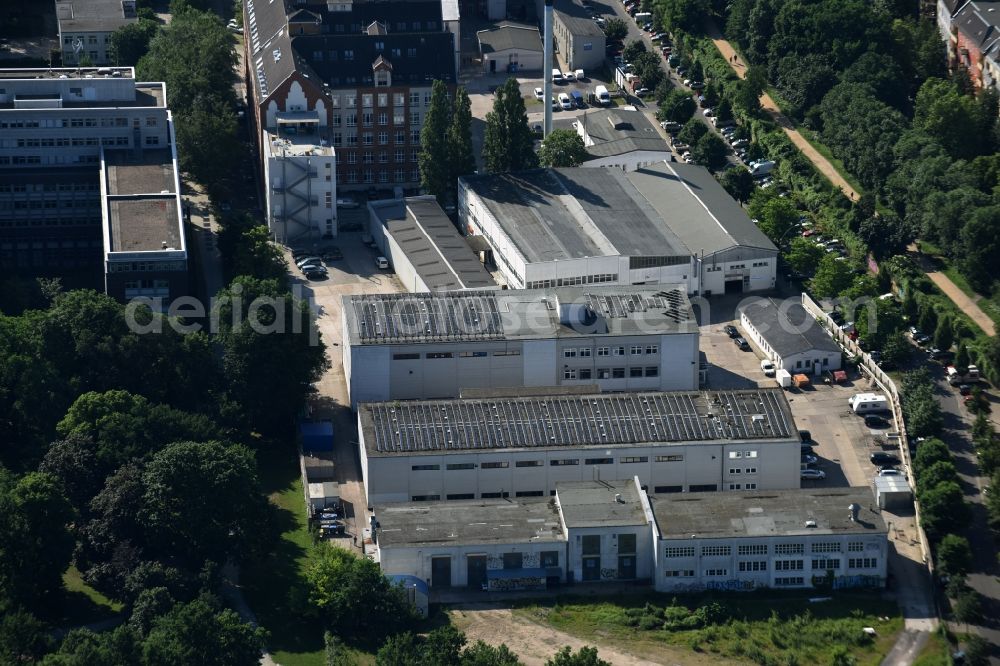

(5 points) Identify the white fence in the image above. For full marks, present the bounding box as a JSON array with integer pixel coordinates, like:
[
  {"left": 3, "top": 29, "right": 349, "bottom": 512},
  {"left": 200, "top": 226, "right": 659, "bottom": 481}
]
[{"left": 799, "top": 293, "right": 933, "bottom": 571}]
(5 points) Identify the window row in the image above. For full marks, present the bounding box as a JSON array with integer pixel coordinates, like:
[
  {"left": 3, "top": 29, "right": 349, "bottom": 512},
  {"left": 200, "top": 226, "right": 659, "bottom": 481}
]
[
  {"left": 525, "top": 274, "right": 618, "bottom": 289},
  {"left": 727, "top": 482, "right": 758, "bottom": 490},
  {"left": 412, "top": 455, "right": 659, "bottom": 471},
  {"left": 727, "top": 467, "right": 758, "bottom": 475},
  {"left": 393, "top": 349, "right": 520, "bottom": 361},
  {"left": 341, "top": 168, "right": 420, "bottom": 184},
  {"left": 564, "top": 345, "right": 658, "bottom": 358},
  {"left": 564, "top": 366, "right": 659, "bottom": 380}
]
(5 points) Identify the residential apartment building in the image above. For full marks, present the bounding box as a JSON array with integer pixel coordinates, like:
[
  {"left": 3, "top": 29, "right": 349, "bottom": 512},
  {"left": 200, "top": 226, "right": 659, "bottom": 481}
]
[
  {"left": 459, "top": 163, "right": 778, "bottom": 295},
  {"left": 356, "top": 388, "right": 801, "bottom": 504},
  {"left": 56, "top": 0, "right": 138, "bottom": 66},
  {"left": 243, "top": 0, "right": 457, "bottom": 237},
  {"left": 373, "top": 481, "right": 888, "bottom": 593},
  {"left": 341, "top": 286, "right": 701, "bottom": 407},
  {"left": 939, "top": 0, "right": 1000, "bottom": 93},
  {"left": 0, "top": 67, "right": 187, "bottom": 301}
]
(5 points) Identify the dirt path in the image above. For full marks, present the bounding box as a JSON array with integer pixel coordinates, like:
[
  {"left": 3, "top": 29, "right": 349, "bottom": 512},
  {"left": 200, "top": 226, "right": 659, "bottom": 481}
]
[
  {"left": 706, "top": 27, "right": 861, "bottom": 202},
  {"left": 907, "top": 245, "right": 995, "bottom": 336},
  {"left": 449, "top": 605, "right": 695, "bottom": 666}
]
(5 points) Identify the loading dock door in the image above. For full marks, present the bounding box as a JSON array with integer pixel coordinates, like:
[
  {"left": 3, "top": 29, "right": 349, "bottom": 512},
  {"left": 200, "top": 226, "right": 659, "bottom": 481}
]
[
  {"left": 467, "top": 555, "right": 486, "bottom": 589},
  {"left": 618, "top": 555, "right": 636, "bottom": 579},
  {"left": 431, "top": 556, "right": 452, "bottom": 588},
  {"left": 725, "top": 278, "right": 744, "bottom": 294}
]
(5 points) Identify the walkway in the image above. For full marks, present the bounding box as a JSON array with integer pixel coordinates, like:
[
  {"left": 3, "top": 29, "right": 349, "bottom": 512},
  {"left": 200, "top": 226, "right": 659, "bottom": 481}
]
[
  {"left": 908, "top": 246, "right": 996, "bottom": 337},
  {"left": 708, "top": 22, "right": 998, "bottom": 339},
  {"left": 705, "top": 23, "right": 860, "bottom": 201}
]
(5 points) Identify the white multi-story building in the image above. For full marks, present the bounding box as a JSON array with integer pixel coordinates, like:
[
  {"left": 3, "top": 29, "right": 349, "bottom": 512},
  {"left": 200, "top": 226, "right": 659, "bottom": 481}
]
[
  {"left": 651, "top": 489, "right": 888, "bottom": 592},
  {"left": 56, "top": 0, "right": 138, "bottom": 66},
  {"left": 264, "top": 115, "right": 337, "bottom": 244},
  {"left": 356, "top": 388, "right": 801, "bottom": 504},
  {"left": 0, "top": 67, "right": 187, "bottom": 301},
  {"left": 459, "top": 163, "right": 777, "bottom": 295},
  {"left": 373, "top": 481, "right": 888, "bottom": 594},
  {"left": 342, "top": 286, "right": 700, "bottom": 407}
]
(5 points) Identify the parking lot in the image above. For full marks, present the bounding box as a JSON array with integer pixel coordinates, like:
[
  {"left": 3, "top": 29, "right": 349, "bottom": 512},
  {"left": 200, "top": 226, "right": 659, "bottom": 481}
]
[{"left": 700, "top": 295, "right": 899, "bottom": 492}]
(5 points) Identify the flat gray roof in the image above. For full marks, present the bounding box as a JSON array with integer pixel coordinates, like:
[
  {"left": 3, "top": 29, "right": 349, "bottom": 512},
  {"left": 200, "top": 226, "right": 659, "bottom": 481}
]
[
  {"left": 557, "top": 479, "right": 647, "bottom": 528},
  {"left": 370, "top": 197, "right": 496, "bottom": 291},
  {"left": 625, "top": 162, "right": 778, "bottom": 257},
  {"left": 56, "top": 0, "right": 137, "bottom": 32},
  {"left": 651, "top": 488, "right": 886, "bottom": 540},
  {"left": 344, "top": 284, "right": 696, "bottom": 346},
  {"left": 461, "top": 168, "right": 691, "bottom": 263},
  {"left": 359, "top": 388, "right": 797, "bottom": 456},
  {"left": 374, "top": 498, "right": 564, "bottom": 548},
  {"left": 477, "top": 23, "right": 542, "bottom": 54},
  {"left": 739, "top": 298, "right": 840, "bottom": 358},
  {"left": 103, "top": 149, "right": 182, "bottom": 253},
  {"left": 576, "top": 108, "right": 671, "bottom": 158}
]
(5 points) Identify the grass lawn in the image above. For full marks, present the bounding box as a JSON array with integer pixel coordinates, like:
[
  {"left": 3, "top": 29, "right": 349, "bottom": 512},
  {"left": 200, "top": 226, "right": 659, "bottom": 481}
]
[
  {"left": 915, "top": 240, "right": 1000, "bottom": 329},
  {"left": 54, "top": 565, "right": 123, "bottom": 627},
  {"left": 242, "top": 442, "right": 327, "bottom": 666},
  {"left": 912, "top": 628, "right": 955, "bottom": 666},
  {"left": 514, "top": 590, "right": 902, "bottom": 666},
  {"left": 795, "top": 127, "right": 869, "bottom": 199}
]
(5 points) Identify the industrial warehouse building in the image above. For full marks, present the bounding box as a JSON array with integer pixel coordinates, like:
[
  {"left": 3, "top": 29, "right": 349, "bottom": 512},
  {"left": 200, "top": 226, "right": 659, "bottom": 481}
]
[
  {"left": 651, "top": 488, "right": 888, "bottom": 592},
  {"left": 458, "top": 163, "right": 777, "bottom": 294},
  {"left": 739, "top": 298, "right": 842, "bottom": 375},
  {"left": 373, "top": 481, "right": 887, "bottom": 592},
  {"left": 341, "top": 286, "right": 700, "bottom": 407},
  {"left": 356, "top": 388, "right": 801, "bottom": 504},
  {"left": 367, "top": 196, "right": 495, "bottom": 292},
  {"left": 571, "top": 108, "right": 673, "bottom": 171},
  {"left": 476, "top": 23, "right": 544, "bottom": 74}
]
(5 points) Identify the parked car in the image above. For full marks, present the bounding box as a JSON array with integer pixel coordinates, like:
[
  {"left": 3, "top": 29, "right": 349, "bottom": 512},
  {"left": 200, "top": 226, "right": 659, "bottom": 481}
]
[
  {"left": 302, "top": 266, "right": 328, "bottom": 280},
  {"left": 534, "top": 87, "right": 544, "bottom": 101},
  {"left": 870, "top": 451, "right": 900, "bottom": 466},
  {"left": 689, "top": 81, "right": 705, "bottom": 90},
  {"left": 959, "top": 383, "right": 973, "bottom": 396},
  {"left": 564, "top": 70, "right": 576, "bottom": 82},
  {"left": 321, "top": 247, "right": 343, "bottom": 261},
  {"left": 375, "top": 256, "right": 390, "bottom": 269},
  {"left": 801, "top": 469, "right": 826, "bottom": 480},
  {"left": 723, "top": 324, "right": 739, "bottom": 338},
  {"left": 863, "top": 414, "right": 888, "bottom": 429},
  {"left": 914, "top": 333, "right": 932, "bottom": 346},
  {"left": 878, "top": 469, "right": 903, "bottom": 477},
  {"left": 801, "top": 453, "right": 818, "bottom": 465},
  {"left": 295, "top": 256, "right": 322, "bottom": 268},
  {"left": 928, "top": 348, "right": 954, "bottom": 362},
  {"left": 734, "top": 336, "right": 750, "bottom": 351},
  {"left": 760, "top": 360, "right": 776, "bottom": 377},
  {"left": 660, "top": 120, "right": 681, "bottom": 133}
]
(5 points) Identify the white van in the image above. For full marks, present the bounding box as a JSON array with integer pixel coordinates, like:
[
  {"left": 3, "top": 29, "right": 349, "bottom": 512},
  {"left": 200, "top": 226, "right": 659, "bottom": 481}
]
[
  {"left": 634, "top": 11, "right": 652, "bottom": 23},
  {"left": 552, "top": 68, "right": 565, "bottom": 84},
  {"left": 848, "top": 393, "right": 889, "bottom": 414},
  {"left": 558, "top": 92, "right": 572, "bottom": 110},
  {"left": 595, "top": 85, "right": 611, "bottom": 106}
]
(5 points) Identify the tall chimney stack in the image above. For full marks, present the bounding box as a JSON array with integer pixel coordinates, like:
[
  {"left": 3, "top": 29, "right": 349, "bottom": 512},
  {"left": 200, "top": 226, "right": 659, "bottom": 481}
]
[{"left": 543, "top": 0, "right": 554, "bottom": 137}]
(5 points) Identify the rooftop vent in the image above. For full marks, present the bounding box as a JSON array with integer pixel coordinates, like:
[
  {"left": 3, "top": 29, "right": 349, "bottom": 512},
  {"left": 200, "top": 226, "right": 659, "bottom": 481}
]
[{"left": 805, "top": 520, "right": 817, "bottom": 528}]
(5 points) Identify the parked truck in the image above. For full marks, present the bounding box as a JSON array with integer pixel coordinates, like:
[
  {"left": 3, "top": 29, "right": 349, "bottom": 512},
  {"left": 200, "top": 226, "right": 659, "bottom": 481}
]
[
  {"left": 946, "top": 364, "right": 980, "bottom": 386},
  {"left": 615, "top": 67, "right": 642, "bottom": 93},
  {"left": 748, "top": 160, "right": 776, "bottom": 177}
]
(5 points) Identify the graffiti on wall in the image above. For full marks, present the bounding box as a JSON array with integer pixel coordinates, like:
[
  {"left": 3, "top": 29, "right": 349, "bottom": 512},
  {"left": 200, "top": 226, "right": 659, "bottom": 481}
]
[
  {"left": 706, "top": 579, "right": 757, "bottom": 592},
  {"left": 487, "top": 576, "right": 546, "bottom": 592},
  {"left": 600, "top": 568, "right": 617, "bottom": 580},
  {"left": 523, "top": 552, "right": 540, "bottom": 568},
  {"left": 486, "top": 554, "right": 503, "bottom": 570},
  {"left": 832, "top": 575, "right": 883, "bottom": 590}
]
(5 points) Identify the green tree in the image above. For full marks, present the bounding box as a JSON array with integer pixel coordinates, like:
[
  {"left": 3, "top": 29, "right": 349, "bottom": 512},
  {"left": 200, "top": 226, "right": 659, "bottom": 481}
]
[
  {"left": 214, "top": 276, "right": 329, "bottom": 436},
  {"left": 231, "top": 222, "right": 288, "bottom": 284},
  {"left": 719, "top": 166, "right": 755, "bottom": 204},
  {"left": 141, "top": 441, "right": 272, "bottom": 567},
  {"left": 0, "top": 606, "right": 50, "bottom": 664},
  {"left": 914, "top": 78, "right": 989, "bottom": 160},
  {"left": 750, "top": 195, "right": 798, "bottom": 241},
  {"left": 141, "top": 594, "right": 267, "bottom": 666},
  {"left": 174, "top": 96, "right": 242, "bottom": 188},
  {"left": 677, "top": 117, "right": 708, "bottom": 146},
  {"left": 912, "top": 437, "right": 950, "bottom": 474},
  {"left": 933, "top": 315, "right": 953, "bottom": 351},
  {"left": 692, "top": 132, "right": 729, "bottom": 170},
  {"left": 546, "top": 646, "right": 610, "bottom": 666},
  {"left": 622, "top": 40, "right": 646, "bottom": 64},
  {"left": 632, "top": 51, "right": 664, "bottom": 90},
  {"left": 538, "top": 129, "right": 590, "bottom": 167},
  {"left": 109, "top": 19, "right": 159, "bottom": 66},
  {"left": 917, "top": 304, "right": 937, "bottom": 336},
  {"left": 956, "top": 342, "right": 970, "bottom": 372},
  {"left": 919, "top": 481, "right": 970, "bottom": 541},
  {"left": 446, "top": 87, "right": 477, "bottom": 205},
  {"left": 376, "top": 632, "right": 420, "bottom": 666},
  {"left": 0, "top": 471, "right": 75, "bottom": 610},
  {"left": 39, "top": 433, "right": 101, "bottom": 507},
  {"left": 809, "top": 254, "right": 854, "bottom": 298},
  {"left": 462, "top": 641, "right": 522, "bottom": 665},
  {"left": 959, "top": 206, "right": 1000, "bottom": 291},
  {"left": 324, "top": 632, "right": 356, "bottom": 666},
  {"left": 39, "top": 625, "right": 140, "bottom": 665},
  {"left": 482, "top": 78, "right": 538, "bottom": 173},
  {"left": 419, "top": 80, "right": 453, "bottom": 204},
  {"left": 936, "top": 534, "right": 973, "bottom": 576},
  {"left": 952, "top": 588, "right": 983, "bottom": 626},
  {"left": 657, "top": 88, "right": 696, "bottom": 124},
  {"left": 602, "top": 17, "right": 628, "bottom": 41},
  {"left": 775, "top": 53, "right": 837, "bottom": 119},
  {"left": 658, "top": 0, "right": 709, "bottom": 32},
  {"left": 786, "top": 237, "right": 825, "bottom": 276},
  {"left": 918, "top": 461, "right": 959, "bottom": 494},
  {"left": 881, "top": 332, "right": 911, "bottom": 366},
  {"left": 305, "top": 543, "right": 415, "bottom": 641}
]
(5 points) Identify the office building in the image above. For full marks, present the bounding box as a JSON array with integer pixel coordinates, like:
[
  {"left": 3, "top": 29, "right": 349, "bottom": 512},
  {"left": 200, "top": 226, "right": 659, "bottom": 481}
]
[
  {"left": 56, "top": 0, "right": 138, "bottom": 66},
  {"left": 341, "top": 285, "right": 700, "bottom": 406},
  {"left": 0, "top": 67, "right": 187, "bottom": 301}
]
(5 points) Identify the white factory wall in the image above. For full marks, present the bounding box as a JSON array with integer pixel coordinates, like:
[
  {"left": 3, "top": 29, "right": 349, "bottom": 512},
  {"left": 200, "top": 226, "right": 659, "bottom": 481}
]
[
  {"left": 740, "top": 311, "right": 842, "bottom": 374},
  {"left": 654, "top": 533, "right": 887, "bottom": 593},
  {"left": 377, "top": 542, "right": 566, "bottom": 588},
  {"left": 564, "top": 525, "right": 653, "bottom": 583},
  {"left": 361, "top": 440, "right": 802, "bottom": 505},
  {"left": 581, "top": 151, "right": 674, "bottom": 172}
]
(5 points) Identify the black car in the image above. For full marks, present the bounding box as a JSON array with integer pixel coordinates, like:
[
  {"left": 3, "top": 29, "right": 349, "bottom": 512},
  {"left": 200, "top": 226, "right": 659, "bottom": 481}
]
[
  {"left": 870, "top": 451, "right": 900, "bottom": 466},
  {"left": 724, "top": 325, "right": 739, "bottom": 338},
  {"left": 734, "top": 337, "right": 750, "bottom": 351},
  {"left": 864, "top": 415, "right": 888, "bottom": 429}
]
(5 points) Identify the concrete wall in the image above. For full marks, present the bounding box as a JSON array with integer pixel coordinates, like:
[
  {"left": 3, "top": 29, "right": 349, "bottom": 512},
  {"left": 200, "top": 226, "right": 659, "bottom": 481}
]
[
  {"left": 482, "top": 47, "right": 544, "bottom": 74},
  {"left": 378, "top": 541, "right": 566, "bottom": 588},
  {"left": 362, "top": 439, "right": 802, "bottom": 504},
  {"left": 264, "top": 145, "right": 337, "bottom": 245},
  {"left": 655, "top": 533, "right": 887, "bottom": 593},
  {"left": 565, "top": 524, "right": 653, "bottom": 583}
]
